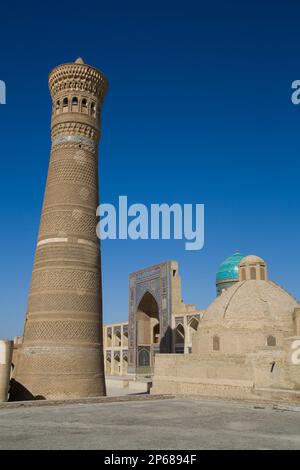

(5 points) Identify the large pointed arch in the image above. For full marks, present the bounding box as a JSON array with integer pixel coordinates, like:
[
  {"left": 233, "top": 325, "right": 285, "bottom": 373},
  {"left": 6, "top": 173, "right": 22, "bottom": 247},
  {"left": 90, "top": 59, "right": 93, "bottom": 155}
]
[
  {"left": 136, "top": 291, "right": 160, "bottom": 371},
  {"left": 137, "top": 291, "right": 160, "bottom": 346},
  {"left": 136, "top": 288, "right": 160, "bottom": 311}
]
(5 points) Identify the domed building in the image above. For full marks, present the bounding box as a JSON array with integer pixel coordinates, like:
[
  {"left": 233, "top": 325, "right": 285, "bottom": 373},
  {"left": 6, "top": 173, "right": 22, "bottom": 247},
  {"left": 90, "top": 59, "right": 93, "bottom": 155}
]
[
  {"left": 195, "top": 255, "right": 297, "bottom": 356},
  {"left": 216, "top": 252, "right": 245, "bottom": 296},
  {"left": 152, "top": 254, "right": 300, "bottom": 403}
]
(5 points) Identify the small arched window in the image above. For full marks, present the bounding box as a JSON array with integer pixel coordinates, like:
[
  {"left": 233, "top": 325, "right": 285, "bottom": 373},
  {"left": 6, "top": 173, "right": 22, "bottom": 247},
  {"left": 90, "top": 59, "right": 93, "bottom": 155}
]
[
  {"left": 213, "top": 335, "right": 220, "bottom": 351},
  {"left": 241, "top": 268, "right": 246, "bottom": 281},
  {"left": 91, "top": 102, "right": 96, "bottom": 117},
  {"left": 81, "top": 98, "right": 88, "bottom": 114},
  {"left": 114, "top": 329, "right": 121, "bottom": 347},
  {"left": 250, "top": 267, "right": 256, "bottom": 280},
  {"left": 71, "top": 97, "right": 78, "bottom": 112},
  {"left": 175, "top": 324, "right": 185, "bottom": 344},
  {"left": 55, "top": 100, "right": 60, "bottom": 115},
  {"left": 260, "top": 266, "right": 266, "bottom": 280},
  {"left": 62, "top": 97, "right": 68, "bottom": 112},
  {"left": 139, "top": 349, "right": 150, "bottom": 367},
  {"left": 267, "top": 335, "right": 276, "bottom": 347}
]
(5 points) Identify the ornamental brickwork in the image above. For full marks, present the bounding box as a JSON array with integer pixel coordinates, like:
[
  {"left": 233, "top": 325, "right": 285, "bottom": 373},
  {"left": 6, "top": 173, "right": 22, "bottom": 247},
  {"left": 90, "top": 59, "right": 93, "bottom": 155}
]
[{"left": 11, "top": 58, "right": 108, "bottom": 400}]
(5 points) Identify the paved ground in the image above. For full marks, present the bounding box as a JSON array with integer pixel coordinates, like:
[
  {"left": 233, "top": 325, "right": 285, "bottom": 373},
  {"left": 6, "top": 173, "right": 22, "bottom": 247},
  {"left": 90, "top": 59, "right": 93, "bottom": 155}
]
[{"left": 0, "top": 397, "right": 300, "bottom": 450}]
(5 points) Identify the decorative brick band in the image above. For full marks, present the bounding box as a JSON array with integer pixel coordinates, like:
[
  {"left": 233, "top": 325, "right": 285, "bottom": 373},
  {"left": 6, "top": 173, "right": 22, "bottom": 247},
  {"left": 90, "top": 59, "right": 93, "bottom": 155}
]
[
  {"left": 37, "top": 237, "right": 98, "bottom": 248},
  {"left": 52, "top": 134, "right": 97, "bottom": 149}
]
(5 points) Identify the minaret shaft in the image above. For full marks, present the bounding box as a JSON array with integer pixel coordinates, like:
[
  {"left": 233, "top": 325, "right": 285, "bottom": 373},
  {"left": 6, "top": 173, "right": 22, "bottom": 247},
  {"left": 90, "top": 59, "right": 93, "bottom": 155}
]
[{"left": 11, "top": 59, "right": 108, "bottom": 400}]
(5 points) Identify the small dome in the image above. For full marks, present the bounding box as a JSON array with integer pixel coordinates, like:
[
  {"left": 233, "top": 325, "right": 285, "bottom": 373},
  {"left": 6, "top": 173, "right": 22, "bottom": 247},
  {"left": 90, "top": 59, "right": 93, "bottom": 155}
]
[
  {"left": 75, "top": 57, "right": 84, "bottom": 64},
  {"left": 239, "top": 254, "right": 268, "bottom": 281},
  {"left": 239, "top": 255, "right": 265, "bottom": 266},
  {"left": 216, "top": 252, "right": 244, "bottom": 283}
]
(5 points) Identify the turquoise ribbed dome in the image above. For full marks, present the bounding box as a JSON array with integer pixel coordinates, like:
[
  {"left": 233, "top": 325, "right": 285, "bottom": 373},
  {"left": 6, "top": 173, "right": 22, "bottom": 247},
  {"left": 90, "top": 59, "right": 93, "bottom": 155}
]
[{"left": 216, "top": 252, "right": 244, "bottom": 283}]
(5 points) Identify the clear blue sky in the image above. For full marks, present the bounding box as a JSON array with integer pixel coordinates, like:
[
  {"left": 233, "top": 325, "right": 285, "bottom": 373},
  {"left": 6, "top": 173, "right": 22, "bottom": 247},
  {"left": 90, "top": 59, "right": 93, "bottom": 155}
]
[{"left": 0, "top": 0, "right": 299, "bottom": 338}]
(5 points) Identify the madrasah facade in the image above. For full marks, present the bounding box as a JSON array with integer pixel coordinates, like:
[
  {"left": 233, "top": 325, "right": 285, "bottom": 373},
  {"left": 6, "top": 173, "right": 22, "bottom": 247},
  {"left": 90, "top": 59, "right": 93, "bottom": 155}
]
[{"left": 103, "top": 260, "right": 205, "bottom": 377}]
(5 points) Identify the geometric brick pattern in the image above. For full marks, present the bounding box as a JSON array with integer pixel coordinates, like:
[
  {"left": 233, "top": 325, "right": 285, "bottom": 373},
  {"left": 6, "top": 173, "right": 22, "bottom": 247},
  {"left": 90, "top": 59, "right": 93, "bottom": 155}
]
[
  {"left": 17, "top": 348, "right": 103, "bottom": 374},
  {"left": 30, "top": 269, "right": 100, "bottom": 291},
  {"left": 46, "top": 157, "right": 98, "bottom": 188},
  {"left": 24, "top": 321, "right": 101, "bottom": 343},
  {"left": 39, "top": 211, "right": 98, "bottom": 240},
  {"left": 43, "top": 183, "right": 98, "bottom": 208},
  {"left": 33, "top": 244, "right": 100, "bottom": 268},
  {"left": 27, "top": 292, "right": 101, "bottom": 314}
]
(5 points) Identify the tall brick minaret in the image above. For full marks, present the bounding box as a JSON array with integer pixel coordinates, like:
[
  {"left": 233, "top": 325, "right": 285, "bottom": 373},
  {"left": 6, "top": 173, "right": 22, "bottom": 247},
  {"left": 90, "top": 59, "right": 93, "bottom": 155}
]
[{"left": 11, "top": 58, "right": 108, "bottom": 400}]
